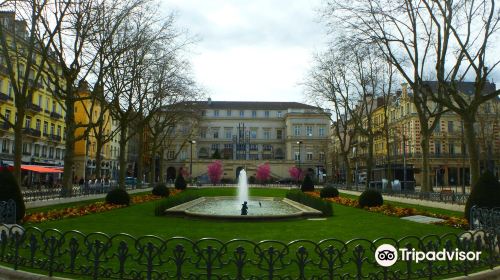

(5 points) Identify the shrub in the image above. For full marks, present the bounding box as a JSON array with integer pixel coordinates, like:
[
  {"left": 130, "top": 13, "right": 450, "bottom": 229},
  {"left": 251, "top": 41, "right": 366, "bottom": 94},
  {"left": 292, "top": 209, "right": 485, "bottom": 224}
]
[
  {"left": 359, "top": 189, "right": 383, "bottom": 207},
  {"left": 320, "top": 186, "right": 339, "bottom": 198},
  {"left": 301, "top": 174, "right": 314, "bottom": 192},
  {"left": 0, "top": 169, "right": 26, "bottom": 222},
  {"left": 465, "top": 171, "right": 500, "bottom": 222},
  {"left": 105, "top": 188, "right": 130, "bottom": 206},
  {"left": 154, "top": 193, "right": 202, "bottom": 216},
  {"left": 152, "top": 184, "right": 170, "bottom": 197},
  {"left": 175, "top": 173, "right": 187, "bottom": 190},
  {"left": 286, "top": 190, "right": 333, "bottom": 216},
  {"left": 248, "top": 176, "right": 256, "bottom": 184}
]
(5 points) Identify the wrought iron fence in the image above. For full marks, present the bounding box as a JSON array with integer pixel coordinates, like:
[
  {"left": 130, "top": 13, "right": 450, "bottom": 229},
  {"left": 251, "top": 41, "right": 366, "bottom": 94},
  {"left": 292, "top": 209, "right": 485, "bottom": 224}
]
[
  {"left": 21, "top": 183, "right": 149, "bottom": 203},
  {"left": 470, "top": 206, "right": 500, "bottom": 234},
  {"left": 331, "top": 184, "right": 470, "bottom": 205},
  {"left": 0, "top": 225, "right": 498, "bottom": 279}
]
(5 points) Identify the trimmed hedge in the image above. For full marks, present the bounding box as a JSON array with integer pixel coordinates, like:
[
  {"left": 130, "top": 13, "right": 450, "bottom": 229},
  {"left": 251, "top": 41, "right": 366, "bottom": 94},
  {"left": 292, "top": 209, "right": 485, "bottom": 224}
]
[
  {"left": 320, "top": 186, "right": 339, "bottom": 198},
  {"left": 105, "top": 188, "right": 130, "bottom": 206},
  {"left": 286, "top": 190, "right": 333, "bottom": 216},
  {"left": 152, "top": 184, "right": 170, "bottom": 197},
  {"left": 301, "top": 174, "right": 314, "bottom": 192},
  {"left": 359, "top": 189, "right": 383, "bottom": 207},
  {"left": 154, "top": 193, "right": 202, "bottom": 216},
  {"left": 465, "top": 171, "right": 500, "bottom": 222}
]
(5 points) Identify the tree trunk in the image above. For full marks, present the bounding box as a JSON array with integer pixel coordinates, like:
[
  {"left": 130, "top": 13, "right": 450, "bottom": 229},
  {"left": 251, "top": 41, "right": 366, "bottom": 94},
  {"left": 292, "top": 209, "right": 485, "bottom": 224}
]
[
  {"left": 159, "top": 148, "right": 165, "bottom": 183},
  {"left": 149, "top": 145, "right": 158, "bottom": 184},
  {"left": 420, "top": 133, "right": 432, "bottom": 192},
  {"left": 62, "top": 95, "right": 76, "bottom": 196},
  {"left": 342, "top": 154, "right": 351, "bottom": 188},
  {"left": 118, "top": 124, "right": 128, "bottom": 189},
  {"left": 463, "top": 116, "right": 480, "bottom": 189},
  {"left": 95, "top": 135, "right": 103, "bottom": 179},
  {"left": 385, "top": 133, "right": 393, "bottom": 190},
  {"left": 366, "top": 136, "right": 374, "bottom": 189},
  {"left": 13, "top": 111, "right": 24, "bottom": 187},
  {"left": 136, "top": 124, "right": 144, "bottom": 186}
]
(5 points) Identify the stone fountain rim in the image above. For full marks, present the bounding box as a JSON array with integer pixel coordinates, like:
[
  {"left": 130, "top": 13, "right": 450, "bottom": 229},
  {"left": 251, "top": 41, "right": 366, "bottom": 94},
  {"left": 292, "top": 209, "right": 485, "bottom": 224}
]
[{"left": 164, "top": 196, "right": 323, "bottom": 220}]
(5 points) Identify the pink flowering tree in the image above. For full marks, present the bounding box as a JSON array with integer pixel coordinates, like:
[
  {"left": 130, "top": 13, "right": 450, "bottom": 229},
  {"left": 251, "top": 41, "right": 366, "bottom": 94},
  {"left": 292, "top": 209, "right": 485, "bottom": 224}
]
[
  {"left": 180, "top": 167, "right": 190, "bottom": 179},
  {"left": 288, "top": 166, "right": 303, "bottom": 183},
  {"left": 207, "top": 160, "right": 224, "bottom": 185},
  {"left": 256, "top": 163, "right": 271, "bottom": 184}
]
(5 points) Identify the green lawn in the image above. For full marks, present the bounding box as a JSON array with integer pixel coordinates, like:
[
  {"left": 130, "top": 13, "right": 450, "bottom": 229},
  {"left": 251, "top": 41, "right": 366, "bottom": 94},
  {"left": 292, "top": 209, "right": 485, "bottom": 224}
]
[{"left": 26, "top": 188, "right": 464, "bottom": 242}]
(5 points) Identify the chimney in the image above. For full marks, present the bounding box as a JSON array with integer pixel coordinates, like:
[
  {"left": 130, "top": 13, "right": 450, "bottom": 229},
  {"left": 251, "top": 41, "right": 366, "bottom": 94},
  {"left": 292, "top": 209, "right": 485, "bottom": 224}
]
[{"left": 207, "top": 97, "right": 212, "bottom": 105}]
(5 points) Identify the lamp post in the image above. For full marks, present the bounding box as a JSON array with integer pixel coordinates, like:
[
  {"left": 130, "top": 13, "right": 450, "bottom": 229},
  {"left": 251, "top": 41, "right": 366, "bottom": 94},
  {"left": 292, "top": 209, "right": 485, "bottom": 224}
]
[
  {"left": 189, "top": 140, "right": 196, "bottom": 179},
  {"left": 297, "top": 141, "right": 303, "bottom": 179}
]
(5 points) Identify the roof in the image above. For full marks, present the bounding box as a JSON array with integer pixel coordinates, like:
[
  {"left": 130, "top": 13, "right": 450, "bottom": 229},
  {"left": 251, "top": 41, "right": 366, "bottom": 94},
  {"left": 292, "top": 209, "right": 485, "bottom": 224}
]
[
  {"left": 422, "top": 81, "right": 497, "bottom": 96},
  {"left": 185, "top": 100, "right": 320, "bottom": 110}
]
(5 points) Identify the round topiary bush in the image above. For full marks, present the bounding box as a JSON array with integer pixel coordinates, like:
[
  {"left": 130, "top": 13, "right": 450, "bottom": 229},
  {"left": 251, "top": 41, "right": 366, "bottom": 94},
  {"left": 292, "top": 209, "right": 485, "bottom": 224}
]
[
  {"left": 359, "top": 189, "right": 383, "bottom": 207},
  {"left": 152, "top": 184, "right": 170, "bottom": 197},
  {"left": 175, "top": 174, "right": 187, "bottom": 190},
  {"left": 465, "top": 171, "right": 500, "bottom": 222},
  {"left": 320, "top": 186, "right": 339, "bottom": 198},
  {"left": 0, "top": 169, "right": 26, "bottom": 222},
  {"left": 105, "top": 188, "right": 130, "bottom": 206},
  {"left": 301, "top": 174, "right": 315, "bottom": 192}
]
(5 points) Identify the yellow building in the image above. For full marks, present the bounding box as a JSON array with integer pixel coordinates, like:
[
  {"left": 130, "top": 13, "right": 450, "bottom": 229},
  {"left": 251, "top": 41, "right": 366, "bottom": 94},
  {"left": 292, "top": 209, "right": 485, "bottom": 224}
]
[
  {"left": 0, "top": 12, "right": 66, "bottom": 170},
  {"left": 73, "top": 82, "right": 112, "bottom": 181}
]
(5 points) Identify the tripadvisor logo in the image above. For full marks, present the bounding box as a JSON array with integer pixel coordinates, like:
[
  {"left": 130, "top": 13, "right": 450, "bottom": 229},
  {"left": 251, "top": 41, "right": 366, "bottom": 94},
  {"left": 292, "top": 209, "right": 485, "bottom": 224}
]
[{"left": 375, "top": 244, "right": 481, "bottom": 267}]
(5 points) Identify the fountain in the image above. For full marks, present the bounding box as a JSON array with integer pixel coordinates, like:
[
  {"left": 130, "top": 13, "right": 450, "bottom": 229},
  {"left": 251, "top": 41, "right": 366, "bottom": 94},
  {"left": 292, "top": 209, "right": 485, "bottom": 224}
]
[
  {"left": 238, "top": 169, "right": 249, "bottom": 204},
  {"left": 165, "top": 169, "right": 322, "bottom": 219}
]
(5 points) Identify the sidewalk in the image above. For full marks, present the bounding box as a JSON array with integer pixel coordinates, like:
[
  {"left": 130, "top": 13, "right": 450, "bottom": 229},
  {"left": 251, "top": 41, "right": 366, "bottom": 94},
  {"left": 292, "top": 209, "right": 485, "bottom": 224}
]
[
  {"left": 339, "top": 189, "right": 465, "bottom": 212},
  {"left": 26, "top": 187, "right": 153, "bottom": 209}
]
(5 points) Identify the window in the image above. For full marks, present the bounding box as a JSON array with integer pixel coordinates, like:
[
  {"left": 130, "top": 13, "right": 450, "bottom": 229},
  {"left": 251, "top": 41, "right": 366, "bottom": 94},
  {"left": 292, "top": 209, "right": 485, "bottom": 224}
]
[
  {"left": 22, "top": 143, "right": 29, "bottom": 154},
  {"left": 319, "top": 127, "right": 325, "bottom": 137},
  {"left": 46, "top": 98, "right": 49, "bottom": 111},
  {"left": 250, "top": 129, "right": 257, "bottom": 139},
  {"left": 38, "top": 95, "right": 42, "bottom": 107},
  {"left": 167, "top": 150, "right": 175, "bottom": 159},
  {"left": 50, "top": 123, "right": 55, "bottom": 135},
  {"left": 449, "top": 142, "right": 455, "bottom": 155},
  {"left": 180, "top": 150, "right": 187, "bottom": 160},
  {"left": 263, "top": 130, "right": 271, "bottom": 139},
  {"left": 25, "top": 116, "right": 31, "bottom": 129},
  {"left": 250, "top": 144, "right": 258, "bottom": 151},
  {"left": 4, "top": 109, "right": 10, "bottom": 122},
  {"left": 319, "top": 152, "right": 325, "bottom": 161},
  {"left": 225, "top": 129, "right": 232, "bottom": 139},
  {"left": 63, "top": 127, "right": 66, "bottom": 140},
  {"left": 55, "top": 148, "right": 60, "bottom": 159},
  {"left": 434, "top": 124, "right": 440, "bottom": 133},
  {"left": 200, "top": 129, "right": 207, "bottom": 139},
  {"left": 277, "top": 111, "right": 282, "bottom": 117},
  {"left": 43, "top": 121, "right": 48, "bottom": 135},
  {"left": 249, "top": 154, "right": 259, "bottom": 160},
  {"left": 49, "top": 147, "right": 54, "bottom": 158},
  {"left": 306, "top": 126, "right": 313, "bottom": 136},
  {"left": 52, "top": 101, "right": 56, "bottom": 112},
  {"left": 448, "top": 121, "right": 454, "bottom": 133},
  {"left": 57, "top": 125, "right": 61, "bottom": 136},
  {"left": 307, "top": 152, "right": 313, "bottom": 161},
  {"left": 294, "top": 151, "right": 300, "bottom": 161},
  {"left": 36, "top": 119, "right": 41, "bottom": 131},
  {"left": 277, "top": 129, "right": 283, "bottom": 140},
  {"left": 226, "top": 110, "right": 231, "bottom": 116},
  {"left": 211, "top": 143, "right": 219, "bottom": 150},
  {"left": 214, "top": 110, "right": 219, "bottom": 117},
  {"left": 252, "top": 111, "right": 257, "bottom": 118},
  {"left": 264, "top": 111, "right": 269, "bottom": 118},
  {"left": 294, "top": 126, "right": 301, "bottom": 136},
  {"left": 34, "top": 144, "right": 40, "bottom": 156},
  {"left": 263, "top": 144, "right": 272, "bottom": 151},
  {"left": 239, "top": 110, "right": 244, "bottom": 117},
  {"left": 1, "top": 139, "right": 9, "bottom": 152},
  {"left": 224, "top": 143, "right": 233, "bottom": 149},
  {"left": 41, "top": 146, "right": 47, "bottom": 157},
  {"left": 212, "top": 129, "right": 219, "bottom": 139},
  {"left": 435, "top": 141, "right": 441, "bottom": 155}
]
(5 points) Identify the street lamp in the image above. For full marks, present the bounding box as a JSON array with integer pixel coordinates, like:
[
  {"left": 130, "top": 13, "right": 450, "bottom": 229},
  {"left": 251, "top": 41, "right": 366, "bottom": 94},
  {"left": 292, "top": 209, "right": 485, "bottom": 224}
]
[
  {"left": 297, "top": 141, "right": 303, "bottom": 177},
  {"left": 189, "top": 140, "right": 196, "bottom": 179}
]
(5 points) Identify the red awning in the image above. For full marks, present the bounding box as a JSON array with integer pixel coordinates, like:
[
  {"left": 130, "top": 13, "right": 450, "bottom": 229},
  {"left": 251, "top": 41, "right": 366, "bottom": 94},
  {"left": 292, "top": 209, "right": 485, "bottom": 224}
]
[{"left": 20, "top": 165, "right": 63, "bottom": 173}]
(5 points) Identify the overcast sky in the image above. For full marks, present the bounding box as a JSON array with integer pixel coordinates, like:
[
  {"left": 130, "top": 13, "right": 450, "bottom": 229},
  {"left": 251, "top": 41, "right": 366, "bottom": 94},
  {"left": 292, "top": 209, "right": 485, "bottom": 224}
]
[{"left": 160, "top": 0, "right": 327, "bottom": 103}]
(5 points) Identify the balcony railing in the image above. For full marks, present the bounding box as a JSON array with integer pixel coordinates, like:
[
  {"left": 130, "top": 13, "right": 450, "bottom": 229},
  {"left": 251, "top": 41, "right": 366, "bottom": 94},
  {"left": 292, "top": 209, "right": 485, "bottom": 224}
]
[
  {"left": 48, "top": 134, "right": 62, "bottom": 142},
  {"left": 0, "top": 121, "right": 10, "bottom": 130},
  {"left": 23, "top": 128, "right": 41, "bottom": 137},
  {"left": 0, "top": 92, "right": 12, "bottom": 103},
  {"left": 25, "top": 103, "right": 42, "bottom": 113},
  {"left": 50, "top": 111, "right": 62, "bottom": 119}
]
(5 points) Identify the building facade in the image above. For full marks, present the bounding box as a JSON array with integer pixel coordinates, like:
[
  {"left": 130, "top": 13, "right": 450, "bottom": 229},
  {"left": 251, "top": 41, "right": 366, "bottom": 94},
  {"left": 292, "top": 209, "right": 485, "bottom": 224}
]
[{"left": 163, "top": 100, "right": 330, "bottom": 182}]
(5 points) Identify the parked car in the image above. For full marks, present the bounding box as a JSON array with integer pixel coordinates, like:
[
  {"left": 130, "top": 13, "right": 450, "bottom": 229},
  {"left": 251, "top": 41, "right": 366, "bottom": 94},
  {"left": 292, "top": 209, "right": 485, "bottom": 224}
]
[{"left": 274, "top": 178, "right": 295, "bottom": 185}]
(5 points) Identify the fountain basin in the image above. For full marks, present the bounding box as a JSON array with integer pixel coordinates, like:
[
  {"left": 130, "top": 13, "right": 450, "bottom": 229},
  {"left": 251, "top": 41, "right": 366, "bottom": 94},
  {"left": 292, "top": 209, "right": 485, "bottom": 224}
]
[{"left": 165, "top": 196, "right": 323, "bottom": 219}]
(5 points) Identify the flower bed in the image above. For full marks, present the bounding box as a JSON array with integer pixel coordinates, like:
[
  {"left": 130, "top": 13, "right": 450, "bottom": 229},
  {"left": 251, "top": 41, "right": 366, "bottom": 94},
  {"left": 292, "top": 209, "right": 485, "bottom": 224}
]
[
  {"left": 305, "top": 191, "right": 468, "bottom": 229},
  {"left": 24, "top": 190, "right": 181, "bottom": 224}
]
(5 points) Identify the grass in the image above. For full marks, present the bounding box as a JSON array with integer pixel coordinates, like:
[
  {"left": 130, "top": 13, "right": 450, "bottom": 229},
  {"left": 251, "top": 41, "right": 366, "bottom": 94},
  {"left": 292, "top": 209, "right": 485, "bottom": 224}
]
[{"left": 25, "top": 187, "right": 463, "bottom": 242}]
